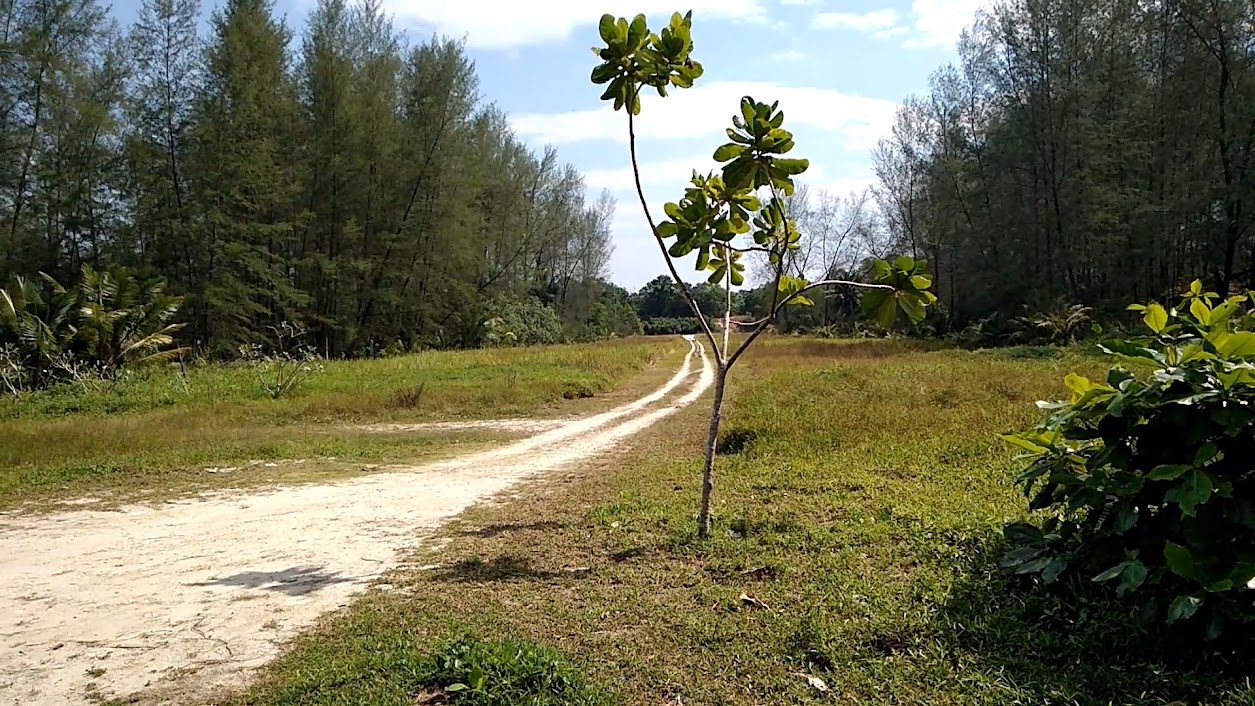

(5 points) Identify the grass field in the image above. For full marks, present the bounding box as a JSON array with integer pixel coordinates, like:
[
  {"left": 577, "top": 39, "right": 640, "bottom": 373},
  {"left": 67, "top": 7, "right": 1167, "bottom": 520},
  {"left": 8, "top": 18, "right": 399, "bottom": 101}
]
[
  {"left": 0, "top": 337, "right": 678, "bottom": 510},
  {"left": 227, "top": 338, "right": 1255, "bottom": 706}
]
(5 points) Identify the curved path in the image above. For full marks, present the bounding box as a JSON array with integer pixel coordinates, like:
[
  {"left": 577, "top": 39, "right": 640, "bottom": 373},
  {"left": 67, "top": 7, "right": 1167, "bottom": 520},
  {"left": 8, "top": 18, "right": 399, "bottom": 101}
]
[{"left": 0, "top": 336, "right": 713, "bottom": 705}]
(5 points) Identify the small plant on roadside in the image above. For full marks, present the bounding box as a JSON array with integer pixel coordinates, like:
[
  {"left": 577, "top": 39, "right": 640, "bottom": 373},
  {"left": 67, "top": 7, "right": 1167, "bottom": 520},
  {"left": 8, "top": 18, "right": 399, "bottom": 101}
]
[
  {"left": 590, "top": 10, "right": 935, "bottom": 536},
  {"left": 0, "top": 344, "right": 28, "bottom": 398},
  {"left": 422, "top": 635, "right": 614, "bottom": 705},
  {"left": 1002, "top": 280, "right": 1255, "bottom": 637},
  {"left": 241, "top": 321, "right": 322, "bottom": 399}
]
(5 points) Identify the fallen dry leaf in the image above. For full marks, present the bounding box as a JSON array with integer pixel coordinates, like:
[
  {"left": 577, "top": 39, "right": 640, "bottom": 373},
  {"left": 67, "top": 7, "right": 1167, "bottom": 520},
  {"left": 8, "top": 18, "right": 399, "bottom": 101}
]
[
  {"left": 739, "top": 592, "right": 769, "bottom": 610},
  {"left": 792, "top": 672, "right": 829, "bottom": 693}
]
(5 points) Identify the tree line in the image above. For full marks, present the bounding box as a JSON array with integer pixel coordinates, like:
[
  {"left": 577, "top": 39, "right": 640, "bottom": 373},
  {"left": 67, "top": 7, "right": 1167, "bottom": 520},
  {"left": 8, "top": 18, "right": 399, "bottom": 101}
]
[
  {"left": 871, "top": 0, "right": 1255, "bottom": 331},
  {"left": 1, "top": 0, "right": 620, "bottom": 357}
]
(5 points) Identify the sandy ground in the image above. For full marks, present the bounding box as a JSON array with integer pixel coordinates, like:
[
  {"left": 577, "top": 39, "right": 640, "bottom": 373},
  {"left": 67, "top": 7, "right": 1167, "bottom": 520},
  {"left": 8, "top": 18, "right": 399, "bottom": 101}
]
[{"left": 0, "top": 336, "right": 713, "bottom": 706}]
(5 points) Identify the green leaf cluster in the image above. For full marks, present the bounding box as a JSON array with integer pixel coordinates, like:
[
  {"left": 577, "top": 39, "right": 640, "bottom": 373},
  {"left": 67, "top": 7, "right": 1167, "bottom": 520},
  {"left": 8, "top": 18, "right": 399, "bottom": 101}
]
[
  {"left": 589, "top": 13, "right": 934, "bottom": 329},
  {"left": 590, "top": 12, "right": 703, "bottom": 114},
  {"left": 859, "top": 256, "right": 937, "bottom": 327},
  {"left": 1001, "top": 281, "right": 1255, "bottom": 636}
]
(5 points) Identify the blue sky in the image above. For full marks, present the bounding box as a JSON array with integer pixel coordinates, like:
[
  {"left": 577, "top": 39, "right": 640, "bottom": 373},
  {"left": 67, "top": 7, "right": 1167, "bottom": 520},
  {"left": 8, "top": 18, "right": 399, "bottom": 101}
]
[{"left": 110, "top": 0, "right": 987, "bottom": 289}]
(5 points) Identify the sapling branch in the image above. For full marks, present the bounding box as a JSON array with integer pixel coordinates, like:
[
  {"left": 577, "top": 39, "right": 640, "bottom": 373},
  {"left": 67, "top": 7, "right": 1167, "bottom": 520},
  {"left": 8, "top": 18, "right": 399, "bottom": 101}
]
[{"left": 625, "top": 87, "right": 721, "bottom": 359}]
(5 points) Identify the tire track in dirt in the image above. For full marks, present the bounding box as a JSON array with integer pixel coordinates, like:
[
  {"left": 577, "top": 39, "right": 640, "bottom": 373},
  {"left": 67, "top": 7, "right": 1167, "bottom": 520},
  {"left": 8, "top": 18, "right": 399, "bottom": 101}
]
[{"left": 0, "top": 336, "right": 713, "bottom": 706}]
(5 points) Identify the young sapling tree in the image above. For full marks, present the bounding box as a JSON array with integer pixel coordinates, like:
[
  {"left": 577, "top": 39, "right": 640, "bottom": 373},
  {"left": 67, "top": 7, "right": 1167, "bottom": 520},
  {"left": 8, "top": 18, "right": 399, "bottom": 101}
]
[{"left": 591, "top": 10, "right": 937, "bottom": 538}]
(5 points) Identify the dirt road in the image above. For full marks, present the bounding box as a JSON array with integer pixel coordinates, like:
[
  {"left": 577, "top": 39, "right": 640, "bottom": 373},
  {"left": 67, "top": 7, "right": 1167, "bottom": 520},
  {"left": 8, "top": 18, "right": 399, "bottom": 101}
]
[{"left": 0, "top": 336, "right": 712, "bottom": 705}]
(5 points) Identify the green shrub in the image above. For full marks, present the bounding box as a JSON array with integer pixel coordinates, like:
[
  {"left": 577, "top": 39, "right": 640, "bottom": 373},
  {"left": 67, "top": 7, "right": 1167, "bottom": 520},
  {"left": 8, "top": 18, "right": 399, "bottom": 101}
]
[
  {"left": 420, "top": 635, "right": 614, "bottom": 705},
  {"left": 1002, "top": 281, "right": 1255, "bottom": 636},
  {"left": 483, "top": 297, "right": 566, "bottom": 347},
  {"left": 641, "top": 317, "right": 699, "bottom": 335}
]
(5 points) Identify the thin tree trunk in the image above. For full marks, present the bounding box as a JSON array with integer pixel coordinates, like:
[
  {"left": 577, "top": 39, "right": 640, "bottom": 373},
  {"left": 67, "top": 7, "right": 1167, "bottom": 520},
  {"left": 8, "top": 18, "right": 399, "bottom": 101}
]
[{"left": 697, "top": 364, "right": 727, "bottom": 539}]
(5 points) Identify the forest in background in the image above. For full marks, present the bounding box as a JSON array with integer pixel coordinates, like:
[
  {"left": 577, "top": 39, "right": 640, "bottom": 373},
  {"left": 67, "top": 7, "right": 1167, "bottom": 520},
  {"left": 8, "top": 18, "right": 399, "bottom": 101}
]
[
  {"left": 1, "top": 0, "right": 632, "bottom": 357},
  {"left": 869, "top": 0, "right": 1255, "bottom": 332},
  {"left": 8, "top": 0, "right": 1255, "bottom": 359}
]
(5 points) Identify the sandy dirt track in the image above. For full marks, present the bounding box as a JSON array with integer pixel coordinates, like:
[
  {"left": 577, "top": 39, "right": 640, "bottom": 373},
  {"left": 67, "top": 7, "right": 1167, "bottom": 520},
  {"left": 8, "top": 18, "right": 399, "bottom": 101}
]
[{"left": 0, "top": 336, "right": 712, "bottom": 705}]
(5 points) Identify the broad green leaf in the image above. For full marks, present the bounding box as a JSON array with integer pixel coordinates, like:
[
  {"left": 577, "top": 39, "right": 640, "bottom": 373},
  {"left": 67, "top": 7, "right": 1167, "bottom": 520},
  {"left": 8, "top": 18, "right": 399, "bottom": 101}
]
[
  {"left": 910, "top": 274, "right": 932, "bottom": 290},
  {"left": 1190, "top": 297, "right": 1211, "bottom": 325},
  {"left": 1144, "top": 303, "right": 1168, "bottom": 333},
  {"left": 1003, "top": 523, "right": 1043, "bottom": 546},
  {"left": 893, "top": 255, "right": 916, "bottom": 272},
  {"left": 871, "top": 259, "right": 892, "bottom": 280},
  {"left": 1191, "top": 279, "right": 1203, "bottom": 295},
  {"left": 1063, "top": 372, "right": 1095, "bottom": 397},
  {"left": 1164, "top": 542, "right": 1202, "bottom": 581},
  {"left": 773, "top": 158, "right": 809, "bottom": 175},
  {"left": 1194, "top": 442, "right": 1219, "bottom": 466},
  {"left": 627, "top": 14, "right": 647, "bottom": 46},
  {"left": 1122, "top": 561, "right": 1148, "bottom": 591},
  {"left": 1092, "top": 562, "right": 1128, "bottom": 582},
  {"left": 1166, "top": 469, "right": 1214, "bottom": 516},
  {"left": 1149, "top": 464, "right": 1191, "bottom": 481},
  {"left": 1220, "top": 331, "right": 1255, "bottom": 357},
  {"left": 598, "top": 14, "right": 617, "bottom": 44},
  {"left": 1042, "top": 558, "right": 1067, "bottom": 583},
  {"left": 862, "top": 290, "right": 897, "bottom": 328},
  {"left": 1014, "top": 557, "right": 1050, "bottom": 574},
  {"left": 899, "top": 293, "right": 926, "bottom": 323},
  {"left": 713, "top": 143, "right": 744, "bottom": 162},
  {"left": 1167, "top": 594, "right": 1203, "bottom": 623},
  {"left": 590, "top": 63, "right": 617, "bottom": 84}
]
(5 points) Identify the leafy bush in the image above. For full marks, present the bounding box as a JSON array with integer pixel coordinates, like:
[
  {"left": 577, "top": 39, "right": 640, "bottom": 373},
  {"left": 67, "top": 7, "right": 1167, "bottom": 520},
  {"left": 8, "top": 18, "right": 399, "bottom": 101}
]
[
  {"left": 1009, "top": 303, "right": 1094, "bottom": 345},
  {"left": 483, "top": 297, "right": 566, "bottom": 347},
  {"left": 641, "top": 317, "right": 699, "bottom": 335},
  {"left": 421, "top": 635, "right": 614, "bottom": 705},
  {"left": 0, "top": 266, "right": 186, "bottom": 392},
  {"left": 1002, "top": 281, "right": 1255, "bottom": 636}
]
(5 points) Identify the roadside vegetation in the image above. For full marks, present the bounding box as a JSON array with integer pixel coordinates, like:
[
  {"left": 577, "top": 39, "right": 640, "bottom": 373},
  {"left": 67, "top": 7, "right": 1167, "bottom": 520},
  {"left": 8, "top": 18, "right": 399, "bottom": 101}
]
[
  {"left": 0, "top": 337, "right": 677, "bottom": 510},
  {"left": 227, "top": 337, "right": 1254, "bottom": 706}
]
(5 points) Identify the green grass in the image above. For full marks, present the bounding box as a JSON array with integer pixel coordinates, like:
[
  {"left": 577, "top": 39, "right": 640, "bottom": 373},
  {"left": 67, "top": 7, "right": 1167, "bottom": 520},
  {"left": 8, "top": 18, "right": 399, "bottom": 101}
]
[
  {"left": 229, "top": 337, "right": 1255, "bottom": 706},
  {"left": 0, "top": 337, "right": 679, "bottom": 509}
]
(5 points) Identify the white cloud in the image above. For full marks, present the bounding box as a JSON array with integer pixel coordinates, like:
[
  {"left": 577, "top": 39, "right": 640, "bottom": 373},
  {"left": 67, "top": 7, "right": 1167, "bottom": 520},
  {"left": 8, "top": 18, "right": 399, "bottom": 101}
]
[
  {"left": 779, "top": 0, "right": 822, "bottom": 4},
  {"left": 813, "top": 9, "right": 899, "bottom": 31},
  {"left": 510, "top": 80, "right": 897, "bottom": 152},
  {"left": 770, "top": 48, "right": 808, "bottom": 62},
  {"left": 380, "top": 0, "right": 765, "bottom": 49},
  {"left": 582, "top": 155, "right": 721, "bottom": 193},
  {"left": 903, "top": 0, "right": 990, "bottom": 48},
  {"left": 810, "top": 0, "right": 989, "bottom": 49},
  {"left": 802, "top": 166, "right": 878, "bottom": 199}
]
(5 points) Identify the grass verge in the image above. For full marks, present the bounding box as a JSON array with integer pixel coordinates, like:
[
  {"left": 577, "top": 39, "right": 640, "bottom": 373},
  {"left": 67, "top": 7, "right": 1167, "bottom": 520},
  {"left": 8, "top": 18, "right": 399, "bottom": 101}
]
[
  {"left": 228, "top": 338, "right": 1255, "bottom": 706},
  {"left": 0, "top": 337, "right": 680, "bottom": 510}
]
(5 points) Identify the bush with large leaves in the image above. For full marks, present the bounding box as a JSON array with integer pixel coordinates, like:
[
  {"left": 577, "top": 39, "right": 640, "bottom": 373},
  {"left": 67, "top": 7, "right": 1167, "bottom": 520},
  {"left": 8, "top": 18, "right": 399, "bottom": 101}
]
[
  {"left": 0, "top": 266, "right": 187, "bottom": 391},
  {"left": 1002, "top": 281, "right": 1255, "bottom": 636},
  {"left": 0, "top": 274, "right": 81, "bottom": 387},
  {"left": 76, "top": 265, "right": 187, "bottom": 375}
]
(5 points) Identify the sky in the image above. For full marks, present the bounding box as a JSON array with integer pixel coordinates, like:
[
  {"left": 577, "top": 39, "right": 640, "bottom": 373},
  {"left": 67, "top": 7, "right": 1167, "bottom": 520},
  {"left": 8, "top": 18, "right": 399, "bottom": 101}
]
[{"left": 110, "top": 0, "right": 988, "bottom": 290}]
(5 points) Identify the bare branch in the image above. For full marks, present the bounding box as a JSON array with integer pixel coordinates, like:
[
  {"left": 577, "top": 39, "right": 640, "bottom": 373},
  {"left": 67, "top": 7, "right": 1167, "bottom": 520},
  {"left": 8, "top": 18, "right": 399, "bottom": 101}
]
[
  {"left": 626, "top": 88, "right": 721, "bottom": 358},
  {"left": 726, "top": 278, "right": 894, "bottom": 368}
]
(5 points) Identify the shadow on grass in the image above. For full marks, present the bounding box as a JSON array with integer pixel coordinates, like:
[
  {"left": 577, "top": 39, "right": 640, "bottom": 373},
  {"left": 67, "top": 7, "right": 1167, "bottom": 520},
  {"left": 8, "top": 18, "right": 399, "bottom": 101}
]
[
  {"left": 192, "top": 565, "right": 355, "bottom": 596},
  {"left": 424, "top": 554, "right": 592, "bottom": 584},
  {"left": 929, "top": 535, "right": 1254, "bottom": 705},
  {"left": 457, "top": 521, "right": 567, "bottom": 538}
]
